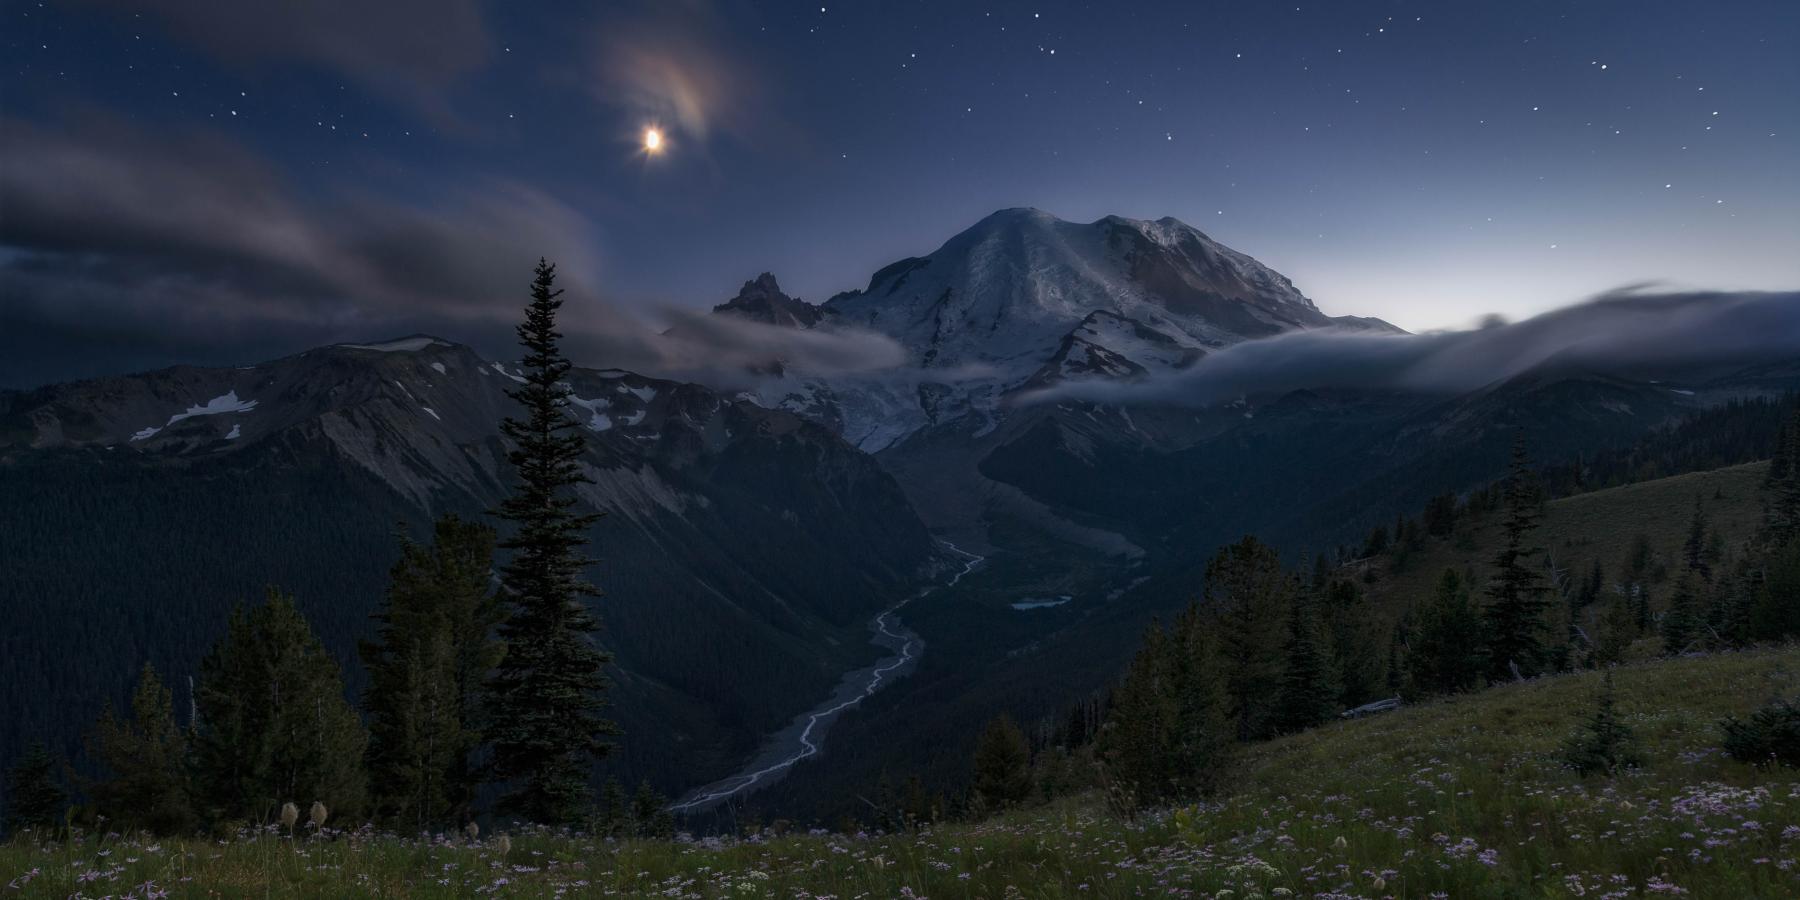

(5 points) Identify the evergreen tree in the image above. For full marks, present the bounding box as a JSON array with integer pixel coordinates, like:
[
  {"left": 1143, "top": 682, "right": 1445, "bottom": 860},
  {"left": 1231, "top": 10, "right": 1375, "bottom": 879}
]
[
  {"left": 486, "top": 259, "right": 615, "bottom": 825},
  {"left": 1405, "top": 569, "right": 1487, "bottom": 697},
  {"left": 1096, "top": 623, "right": 1179, "bottom": 808},
  {"left": 971, "top": 714, "right": 1032, "bottom": 809},
  {"left": 595, "top": 777, "right": 628, "bottom": 837},
  {"left": 1166, "top": 604, "right": 1233, "bottom": 797},
  {"left": 83, "top": 663, "right": 195, "bottom": 835},
  {"left": 191, "top": 590, "right": 367, "bottom": 824},
  {"left": 1712, "top": 565, "right": 1755, "bottom": 648},
  {"left": 1560, "top": 672, "right": 1642, "bottom": 776},
  {"left": 1683, "top": 496, "right": 1713, "bottom": 581},
  {"left": 3, "top": 742, "right": 65, "bottom": 835},
  {"left": 1575, "top": 560, "right": 1606, "bottom": 611},
  {"left": 1661, "top": 575, "right": 1705, "bottom": 655},
  {"left": 1624, "top": 533, "right": 1657, "bottom": 584},
  {"left": 1484, "top": 434, "right": 1552, "bottom": 680},
  {"left": 1322, "top": 579, "right": 1384, "bottom": 707},
  {"left": 362, "top": 515, "right": 505, "bottom": 830},
  {"left": 1273, "top": 597, "right": 1339, "bottom": 733},
  {"left": 1205, "top": 536, "right": 1295, "bottom": 741},
  {"left": 1310, "top": 552, "right": 1333, "bottom": 592},
  {"left": 1592, "top": 588, "right": 1637, "bottom": 668},
  {"left": 1098, "top": 609, "right": 1232, "bottom": 808},
  {"left": 1630, "top": 582, "right": 1654, "bottom": 634},
  {"left": 901, "top": 774, "right": 935, "bottom": 828},
  {"left": 1362, "top": 524, "right": 1390, "bottom": 557},
  {"left": 1721, "top": 698, "right": 1800, "bottom": 767},
  {"left": 1763, "top": 408, "right": 1800, "bottom": 543},
  {"left": 1423, "top": 492, "right": 1459, "bottom": 537},
  {"left": 1748, "top": 538, "right": 1800, "bottom": 642},
  {"left": 629, "top": 780, "right": 674, "bottom": 839}
]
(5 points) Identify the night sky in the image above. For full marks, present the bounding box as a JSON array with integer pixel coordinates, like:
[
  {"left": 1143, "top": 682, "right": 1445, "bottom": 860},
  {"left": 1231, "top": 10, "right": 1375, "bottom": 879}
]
[{"left": 3, "top": 0, "right": 1797, "bottom": 387}]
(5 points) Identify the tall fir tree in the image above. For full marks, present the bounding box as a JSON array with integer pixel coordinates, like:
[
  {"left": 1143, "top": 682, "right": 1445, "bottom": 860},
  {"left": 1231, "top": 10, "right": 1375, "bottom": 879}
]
[
  {"left": 1592, "top": 586, "right": 1637, "bottom": 668},
  {"left": 1660, "top": 575, "right": 1706, "bottom": 655},
  {"left": 1167, "top": 603, "right": 1234, "bottom": 797},
  {"left": 1322, "top": 578, "right": 1385, "bottom": 707},
  {"left": 1484, "top": 434, "right": 1553, "bottom": 680},
  {"left": 1205, "top": 535, "right": 1295, "bottom": 741},
  {"left": 1629, "top": 582, "right": 1654, "bottom": 634},
  {"left": 1096, "top": 622, "right": 1180, "bottom": 808},
  {"left": 1683, "top": 496, "right": 1714, "bottom": 581},
  {"left": 191, "top": 590, "right": 366, "bottom": 824},
  {"left": 487, "top": 259, "right": 615, "bottom": 825},
  {"left": 1575, "top": 560, "right": 1606, "bottom": 610},
  {"left": 83, "top": 663, "right": 195, "bottom": 835},
  {"left": 1273, "top": 596, "right": 1340, "bottom": 733},
  {"left": 970, "top": 714, "right": 1032, "bottom": 810},
  {"left": 1405, "top": 568, "right": 1488, "bottom": 697},
  {"left": 3, "top": 742, "right": 65, "bottom": 835},
  {"left": 1097, "top": 608, "right": 1232, "bottom": 808},
  {"left": 362, "top": 515, "right": 506, "bottom": 829}
]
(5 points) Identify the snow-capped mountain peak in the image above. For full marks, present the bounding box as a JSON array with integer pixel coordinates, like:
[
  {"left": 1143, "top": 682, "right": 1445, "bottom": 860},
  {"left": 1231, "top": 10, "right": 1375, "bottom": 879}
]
[
  {"left": 822, "top": 208, "right": 1330, "bottom": 374},
  {"left": 718, "top": 208, "right": 1400, "bottom": 451}
]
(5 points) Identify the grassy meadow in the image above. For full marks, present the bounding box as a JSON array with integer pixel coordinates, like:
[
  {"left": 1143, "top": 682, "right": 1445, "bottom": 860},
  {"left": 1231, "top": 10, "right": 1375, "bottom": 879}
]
[
  {"left": 1366, "top": 461, "right": 1768, "bottom": 609},
  {"left": 6, "top": 644, "right": 1799, "bottom": 898}
]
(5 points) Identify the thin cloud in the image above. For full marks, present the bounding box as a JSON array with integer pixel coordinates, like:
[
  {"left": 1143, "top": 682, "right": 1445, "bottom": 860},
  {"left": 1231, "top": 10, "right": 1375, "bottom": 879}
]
[
  {"left": 1027, "top": 289, "right": 1800, "bottom": 408},
  {"left": 0, "top": 115, "right": 899, "bottom": 388}
]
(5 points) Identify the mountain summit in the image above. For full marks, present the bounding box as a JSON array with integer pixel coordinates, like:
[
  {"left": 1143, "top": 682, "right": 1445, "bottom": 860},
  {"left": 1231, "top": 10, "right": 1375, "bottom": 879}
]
[
  {"left": 822, "top": 208, "right": 1334, "bottom": 372},
  {"left": 730, "top": 208, "right": 1395, "bottom": 450},
  {"left": 712, "top": 273, "right": 830, "bottom": 329}
]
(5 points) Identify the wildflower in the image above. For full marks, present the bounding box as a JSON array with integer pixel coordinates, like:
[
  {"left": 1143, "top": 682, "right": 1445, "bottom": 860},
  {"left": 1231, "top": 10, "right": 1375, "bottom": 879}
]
[
  {"left": 465, "top": 821, "right": 480, "bottom": 842},
  {"left": 309, "top": 801, "right": 329, "bottom": 830},
  {"left": 279, "top": 802, "right": 299, "bottom": 832},
  {"left": 497, "top": 834, "right": 512, "bottom": 856},
  {"left": 1332, "top": 835, "right": 1348, "bottom": 850}
]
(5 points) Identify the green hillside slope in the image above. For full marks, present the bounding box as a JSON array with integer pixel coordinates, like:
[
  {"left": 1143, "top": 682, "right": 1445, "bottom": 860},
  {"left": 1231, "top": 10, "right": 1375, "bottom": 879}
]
[{"left": 1355, "top": 461, "right": 1768, "bottom": 647}]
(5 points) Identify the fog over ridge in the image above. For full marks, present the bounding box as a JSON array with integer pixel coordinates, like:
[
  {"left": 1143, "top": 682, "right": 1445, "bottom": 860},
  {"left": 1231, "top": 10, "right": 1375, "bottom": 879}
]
[{"left": 1023, "top": 288, "right": 1800, "bottom": 408}]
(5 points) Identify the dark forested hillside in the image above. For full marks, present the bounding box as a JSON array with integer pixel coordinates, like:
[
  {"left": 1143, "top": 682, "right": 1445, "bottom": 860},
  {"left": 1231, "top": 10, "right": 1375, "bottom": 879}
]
[{"left": 0, "top": 343, "right": 945, "bottom": 795}]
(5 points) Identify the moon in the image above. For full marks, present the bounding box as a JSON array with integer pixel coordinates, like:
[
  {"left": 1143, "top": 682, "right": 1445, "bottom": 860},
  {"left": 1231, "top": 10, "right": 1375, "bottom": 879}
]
[{"left": 643, "top": 127, "right": 664, "bottom": 154}]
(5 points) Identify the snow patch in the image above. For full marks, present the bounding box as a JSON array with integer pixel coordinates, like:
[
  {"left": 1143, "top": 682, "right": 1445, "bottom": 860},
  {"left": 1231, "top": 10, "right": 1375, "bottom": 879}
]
[
  {"left": 422, "top": 407, "right": 441, "bottom": 421},
  {"left": 567, "top": 394, "right": 614, "bottom": 431},
  {"left": 1012, "top": 595, "right": 1073, "bottom": 610},
  {"left": 225, "top": 424, "right": 241, "bottom": 440},
  {"left": 491, "top": 361, "right": 527, "bottom": 384},
  {"left": 166, "top": 391, "right": 258, "bottom": 426},
  {"left": 431, "top": 362, "right": 448, "bottom": 375},
  {"left": 130, "top": 426, "right": 161, "bottom": 442}
]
